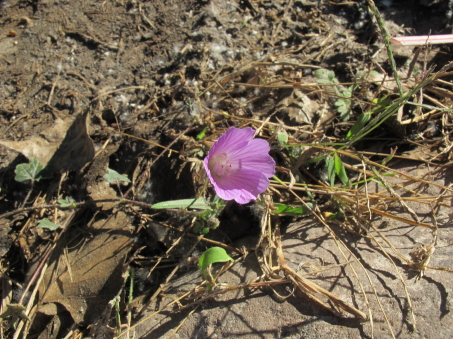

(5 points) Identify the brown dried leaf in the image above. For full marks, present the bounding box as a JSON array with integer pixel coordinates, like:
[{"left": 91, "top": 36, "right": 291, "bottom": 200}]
[
  {"left": 38, "top": 211, "right": 133, "bottom": 324},
  {"left": 276, "top": 90, "right": 318, "bottom": 124},
  {"left": 0, "top": 110, "right": 94, "bottom": 175}
]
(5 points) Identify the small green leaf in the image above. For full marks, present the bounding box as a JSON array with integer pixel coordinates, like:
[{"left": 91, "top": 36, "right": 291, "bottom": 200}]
[
  {"left": 328, "top": 71, "right": 336, "bottom": 82},
  {"left": 346, "top": 113, "right": 371, "bottom": 140},
  {"left": 316, "top": 79, "right": 331, "bottom": 85},
  {"left": 288, "top": 145, "right": 303, "bottom": 158},
  {"left": 198, "top": 247, "right": 233, "bottom": 273},
  {"left": 326, "top": 212, "right": 340, "bottom": 220},
  {"left": 315, "top": 69, "right": 336, "bottom": 82},
  {"left": 372, "top": 96, "right": 391, "bottom": 106},
  {"left": 196, "top": 126, "right": 209, "bottom": 140},
  {"left": 37, "top": 218, "right": 60, "bottom": 231},
  {"left": 152, "top": 198, "right": 211, "bottom": 210},
  {"left": 382, "top": 151, "right": 396, "bottom": 166},
  {"left": 103, "top": 168, "right": 131, "bottom": 184},
  {"left": 326, "top": 156, "right": 335, "bottom": 187},
  {"left": 272, "top": 203, "right": 313, "bottom": 216},
  {"left": 334, "top": 100, "right": 345, "bottom": 107},
  {"left": 57, "top": 196, "right": 76, "bottom": 208},
  {"left": 342, "top": 90, "right": 352, "bottom": 98},
  {"left": 277, "top": 129, "right": 288, "bottom": 146},
  {"left": 334, "top": 153, "right": 350, "bottom": 186},
  {"left": 314, "top": 69, "right": 329, "bottom": 80},
  {"left": 14, "top": 158, "right": 44, "bottom": 182}
]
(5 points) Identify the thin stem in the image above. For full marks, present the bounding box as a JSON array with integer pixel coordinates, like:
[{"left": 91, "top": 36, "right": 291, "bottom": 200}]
[
  {"left": 2, "top": 198, "right": 151, "bottom": 220},
  {"left": 367, "top": 0, "right": 403, "bottom": 96},
  {"left": 20, "top": 180, "right": 35, "bottom": 208}
]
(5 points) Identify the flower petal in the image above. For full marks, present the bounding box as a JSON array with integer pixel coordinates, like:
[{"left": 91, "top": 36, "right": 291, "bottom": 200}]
[
  {"left": 208, "top": 127, "right": 255, "bottom": 156},
  {"left": 229, "top": 138, "right": 275, "bottom": 178},
  {"left": 212, "top": 168, "right": 270, "bottom": 204},
  {"left": 204, "top": 126, "right": 276, "bottom": 204}
]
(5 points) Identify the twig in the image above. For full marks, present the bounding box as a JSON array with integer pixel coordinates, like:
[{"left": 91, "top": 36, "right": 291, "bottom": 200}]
[
  {"left": 20, "top": 180, "right": 35, "bottom": 209},
  {"left": 0, "top": 199, "right": 155, "bottom": 220},
  {"left": 13, "top": 244, "right": 55, "bottom": 339},
  {"left": 91, "top": 86, "right": 146, "bottom": 102},
  {"left": 47, "top": 66, "right": 61, "bottom": 106}
]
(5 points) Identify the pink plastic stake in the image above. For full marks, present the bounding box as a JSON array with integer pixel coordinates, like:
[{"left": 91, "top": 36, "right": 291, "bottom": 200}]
[{"left": 390, "top": 34, "right": 453, "bottom": 46}]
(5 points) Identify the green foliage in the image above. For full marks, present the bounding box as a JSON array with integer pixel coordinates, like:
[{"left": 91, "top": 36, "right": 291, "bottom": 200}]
[
  {"left": 382, "top": 148, "right": 396, "bottom": 166},
  {"left": 346, "top": 97, "right": 391, "bottom": 140},
  {"left": 335, "top": 96, "right": 352, "bottom": 121},
  {"left": 103, "top": 168, "right": 131, "bottom": 184},
  {"left": 37, "top": 218, "right": 60, "bottom": 231},
  {"left": 152, "top": 198, "right": 211, "bottom": 210},
  {"left": 325, "top": 154, "right": 350, "bottom": 187},
  {"left": 57, "top": 196, "right": 76, "bottom": 208},
  {"left": 152, "top": 197, "right": 224, "bottom": 234},
  {"left": 196, "top": 126, "right": 209, "bottom": 140},
  {"left": 193, "top": 223, "right": 210, "bottom": 235},
  {"left": 334, "top": 153, "right": 350, "bottom": 186},
  {"left": 314, "top": 69, "right": 337, "bottom": 83},
  {"left": 191, "top": 148, "right": 204, "bottom": 157},
  {"left": 346, "top": 113, "right": 371, "bottom": 140},
  {"left": 277, "top": 129, "right": 289, "bottom": 146},
  {"left": 326, "top": 155, "right": 336, "bottom": 187},
  {"left": 272, "top": 203, "right": 313, "bottom": 216},
  {"left": 198, "top": 247, "right": 233, "bottom": 274},
  {"left": 287, "top": 145, "right": 303, "bottom": 159},
  {"left": 14, "top": 158, "right": 45, "bottom": 182},
  {"left": 198, "top": 247, "right": 233, "bottom": 290},
  {"left": 315, "top": 69, "right": 354, "bottom": 121},
  {"left": 326, "top": 212, "right": 341, "bottom": 220}
]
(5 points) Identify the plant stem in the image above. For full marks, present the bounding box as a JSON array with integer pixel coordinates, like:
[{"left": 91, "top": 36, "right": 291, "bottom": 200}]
[{"left": 367, "top": 0, "right": 403, "bottom": 96}]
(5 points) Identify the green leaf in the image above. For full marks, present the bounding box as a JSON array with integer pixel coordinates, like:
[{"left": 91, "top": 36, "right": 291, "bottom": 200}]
[
  {"left": 316, "top": 79, "right": 331, "bottom": 85},
  {"left": 372, "top": 96, "right": 391, "bottom": 108},
  {"left": 152, "top": 198, "right": 211, "bottom": 210},
  {"left": 334, "top": 100, "right": 346, "bottom": 107},
  {"left": 103, "top": 168, "right": 131, "bottom": 184},
  {"left": 346, "top": 113, "right": 371, "bottom": 140},
  {"left": 342, "top": 89, "right": 352, "bottom": 98},
  {"left": 198, "top": 247, "right": 233, "bottom": 272},
  {"left": 314, "top": 69, "right": 329, "bottom": 80},
  {"left": 57, "top": 196, "right": 76, "bottom": 208},
  {"left": 334, "top": 153, "right": 350, "bottom": 186},
  {"left": 382, "top": 153, "right": 395, "bottom": 167},
  {"left": 37, "top": 218, "right": 60, "bottom": 231},
  {"left": 341, "top": 109, "right": 352, "bottom": 121},
  {"left": 277, "top": 129, "right": 288, "bottom": 146},
  {"left": 328, "top": 71, "right": 337, "bottom": 82},
  {"left": 325, "top": 156, "right": 335, "bottom": 187},
  {"left": 272, "top": 203, "right": 313, "bottom": 216},
  {"left": 196, "top": 126, "right": 209, "bottom": 140},
  {"left": 14, "top": 158, "right": 44, "bottom": 182},
  {"left": 288, "top": 145, "right": 303, "bottom": 158}
]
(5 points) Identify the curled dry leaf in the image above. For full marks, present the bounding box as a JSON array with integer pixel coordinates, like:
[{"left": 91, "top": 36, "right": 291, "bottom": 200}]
[
  {"left": 38, "top": 211, "right": 133, "bottom": 325},
  {"left": 0, "top": 110, "right": 95, "bottom": 175},
  {"left": 276, "top": 89, "right": 319, "bottom": 124}
]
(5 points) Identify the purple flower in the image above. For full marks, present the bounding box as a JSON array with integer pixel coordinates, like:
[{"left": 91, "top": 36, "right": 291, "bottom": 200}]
[{"left": 204, "top": 127, "right": 275, "bottom": 204}]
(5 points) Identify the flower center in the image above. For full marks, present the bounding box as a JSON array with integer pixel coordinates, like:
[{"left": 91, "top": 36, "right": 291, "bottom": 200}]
[{"left": 209, "top": 153, "right": 233, "bottom": 178}]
